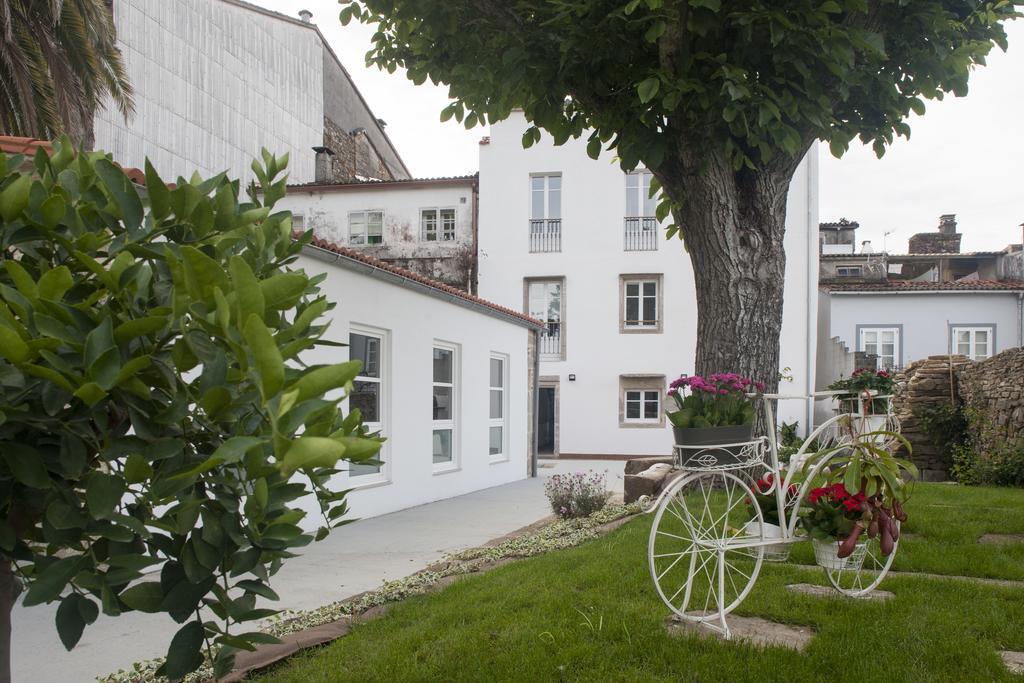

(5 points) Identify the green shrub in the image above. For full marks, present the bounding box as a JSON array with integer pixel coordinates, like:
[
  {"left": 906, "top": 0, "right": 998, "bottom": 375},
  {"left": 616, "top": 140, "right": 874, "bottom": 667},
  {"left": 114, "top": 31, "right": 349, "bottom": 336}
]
[
  {"left": 953, "top": 441, "right": 1024, "bottom": 487},
  {"left": 915, "top": 402, "right": 969, "bottom": 467}
]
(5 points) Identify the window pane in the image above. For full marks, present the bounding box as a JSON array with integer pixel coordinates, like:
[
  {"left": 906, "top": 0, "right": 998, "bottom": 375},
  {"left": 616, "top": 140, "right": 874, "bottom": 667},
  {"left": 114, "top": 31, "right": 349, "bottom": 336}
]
[
  {"left": 626, "top": 297, "right": 639, "bottom": 323},
  {"left": 625, "top": 401, "right": 640, "bottom": 419},
  {"left": 625, "top": 174, "right": 639, "bottom": 216},
  {"left": 531, "top": 187, "right": 544, "bottom": 219},
  {"left": 957, "top": 330, "right": 970, "bottom": 345},
  {"left": 976, "top": 330, "right": 988, "bottom": 344},
  {"left": 642, "top": 296, "right": 656, "bottom": 323},
  {"left": 433, "top": 348, "right": 452, "bottom": 383},
  {"left": 547, "top": 284, "right": 561, "bottom": 322},
  {"left": 490, "top": 358, "right": 503, "bottom": 387},
  {"left": 351, "top": 381, "right": 380, "bottom": 423},
  {"left": 642, "top": 173, "right": 657, "bottom": 216},
  {"left": 626, "top": 390, "right": 641, "bottom": 402},
  {"left": 626, "top": 282, "right": 639, "bottom": 297},
  {"left": 881, "top": 330, "right": 895, "bottom": 344},
  {"left": 349, "top": 333, "right": 380, "bottom": 378},
  {"left": 433, "top": 386, "right": 452, "bottom": 420},
  {"left": 441, "top": 209, "right": 456, "bottom": 240},
  {"left": 349, "top": 459, "right": 381, "bottom": 477},
  {"left": 432, "top": 429, "right": 452, "bottom": 464},
  {"left": 643, "top": 281, "right": 657, "bottom": 297},
  {"left": 489, "top": 426, "right": 503, "bottom": 456},
  {"left": 548, "top": 175, "right": 561, "bottom": 191},
  {"left": 644, "top": 397, "right": 659, "bottom": 419},
  {"left": 490, "top": 388, "right": 502, "bottom": 419},
  {"left": 958, "top": 342, "right": 971, "bottom": 356}
]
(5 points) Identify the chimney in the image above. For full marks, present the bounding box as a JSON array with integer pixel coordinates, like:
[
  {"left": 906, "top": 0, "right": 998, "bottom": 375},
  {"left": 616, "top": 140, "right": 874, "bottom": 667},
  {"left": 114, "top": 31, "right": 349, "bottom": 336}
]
[
  {"left": 938, "top": 214, "right": 957, "bottom": 234},
  {"left": 861, "top": 240, "right": 874, "bottom": 254},
  {"left": 298, "top": 9, "right": 313, "bottom": 23},
  {"left": 312, "top": 146, "right": 334, "bottom": 183}
]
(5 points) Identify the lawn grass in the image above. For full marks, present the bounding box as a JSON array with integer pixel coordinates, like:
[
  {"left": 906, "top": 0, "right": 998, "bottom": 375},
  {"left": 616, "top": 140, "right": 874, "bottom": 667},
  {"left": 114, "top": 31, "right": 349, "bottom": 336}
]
[{"left": 260, "top": 484, "right": 1024, "bottom": 682}]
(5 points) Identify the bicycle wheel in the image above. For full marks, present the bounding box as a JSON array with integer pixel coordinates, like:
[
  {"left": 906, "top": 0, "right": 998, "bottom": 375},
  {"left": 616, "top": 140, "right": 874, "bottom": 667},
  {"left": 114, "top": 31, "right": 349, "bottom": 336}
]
[
  {"left": 648, "top": 471, "right": 765, "bottom": 632},
  {"left": 821, "top": 521, "right": 899, "bottom": 597}
]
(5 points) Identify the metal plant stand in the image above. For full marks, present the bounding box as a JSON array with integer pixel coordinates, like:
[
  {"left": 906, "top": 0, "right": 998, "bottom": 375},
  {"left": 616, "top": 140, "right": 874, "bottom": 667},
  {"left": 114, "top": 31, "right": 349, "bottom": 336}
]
[{"left": 642, "top": 392, "right": 900, "bottom": 638}]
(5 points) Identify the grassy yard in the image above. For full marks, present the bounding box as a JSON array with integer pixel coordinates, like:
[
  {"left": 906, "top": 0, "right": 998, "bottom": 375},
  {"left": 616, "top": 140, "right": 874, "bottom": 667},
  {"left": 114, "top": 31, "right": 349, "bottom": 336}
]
[{"left": 260, "top": 484, "right": 1024, "bottom": 682}]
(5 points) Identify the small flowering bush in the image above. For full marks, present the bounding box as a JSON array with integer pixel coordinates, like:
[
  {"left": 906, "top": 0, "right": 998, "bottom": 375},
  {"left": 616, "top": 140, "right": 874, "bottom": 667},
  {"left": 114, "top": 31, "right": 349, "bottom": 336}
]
[
  {"left": 828, "top": 367, "right": 896, "bottom": 413},
  {"left": 746, "top": 473, "right": 798, "bottom": 526},
  {"left": 666, "top": 373, "right": 761, "bottom": 428},
  {"left": 801, "top": 483, "right": 866, "bottom": 541},
  {"left": 544, "top": 471, "right": 609, "bottom": 519}
]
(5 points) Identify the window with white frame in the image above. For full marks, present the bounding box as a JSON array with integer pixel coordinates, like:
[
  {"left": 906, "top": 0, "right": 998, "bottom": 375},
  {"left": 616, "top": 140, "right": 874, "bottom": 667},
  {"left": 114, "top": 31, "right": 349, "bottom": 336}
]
[
  {"left": 625, "top": 170, "right": 656, "bottom": 218},
  {"left": 951, "top": 326, "right": 993, "bottom": 361},
  {"left": 349, "top": 329, "right": 385, "bottom": 478},
  {"left": 420, "top": 208, "right": 457, "bottom": 241},
  {"left": 291, "top": 213, "right": 305, "bottom": 232},
  {"left": 530, "top": 174, "right": 561, "bottom": 221},
  {"left": 432, "top": 344, "right": 458, "bottom": 467},
  {"left": 625, "top": 390, "right": 660, "bottom": 423},
  {"left": 619, "top": 375, "right": 666, "bottom": 427},
  {"left": 349, "top": 210, "right": 383, "bottom": 245},
  {"left": 859, "top": 327, "right": 900, "bottom": 369},
  {"left": 623, "top": 278, "right": 659, "bottom": 329},
  {"left": 489, "top": 355, "right": 508, "bottom": 460},
  {"left": 836, "top": 265, "right": 863, "bottom": 277},
  {"left": 527, "top": 279, "right": 563, "bottom": 359}
]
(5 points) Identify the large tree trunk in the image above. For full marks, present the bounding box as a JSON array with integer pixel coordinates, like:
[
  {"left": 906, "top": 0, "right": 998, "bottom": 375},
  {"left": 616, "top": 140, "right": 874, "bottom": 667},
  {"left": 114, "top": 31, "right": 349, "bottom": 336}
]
[{"left": 656, "top": 148, "right": 799, "bottom": 393}]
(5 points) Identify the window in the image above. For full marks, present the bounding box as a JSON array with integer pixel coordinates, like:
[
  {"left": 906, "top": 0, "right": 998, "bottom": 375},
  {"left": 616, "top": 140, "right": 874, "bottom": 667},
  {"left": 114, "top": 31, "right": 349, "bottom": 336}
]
[
  {"left": 292, "top": 213, "right": 305, "bottom": 232},
  {"left": 619, "top": 375, "right": 666, "bottom": 428},
  {"left": 529, "top": 174, "right": 561, "bottom": 252},
  {"left": 489, "top": 355, "right": 508, "bottom": 461},
  {"left": 526, "top": 279, "right": 563, "bottom": 360},
  {"left": 420, "top": 208, "right": 456, "bottom": 242},
  {"left": 625, "top": 170, "right": 656, "bottom": 218},
  {"left": 432, "top": 344, "right": 458, "bottom": 469},
  {"left": 858, "top": 326, "right": 900, "bottom": 370},
  {"left": 349, "top": 329, "right": 386, "bottom": 479},
  {"left": 349, "top": 210, "right": 383, "bottom": 245},
  {"left": 836, "top": 265, "right": 864, "bottom": 277},
  {"left": 951, "top": 326, "right": 993, "bottom": 361},
  {"left": 620, "top": 274, "right": 663, "bottom": 333}
]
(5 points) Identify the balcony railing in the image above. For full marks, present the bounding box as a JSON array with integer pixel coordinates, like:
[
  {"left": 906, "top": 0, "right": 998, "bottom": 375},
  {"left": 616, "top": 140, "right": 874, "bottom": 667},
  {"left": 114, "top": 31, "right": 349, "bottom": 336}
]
[
  {"left": 538, "top": 323, "right": 561, "bottom": 360},
  {"left": 623, "top": 217, "right": 658, "bottom": 251},
  {"left": 529, "top": 219, "right": 562, "bottom": 253}
]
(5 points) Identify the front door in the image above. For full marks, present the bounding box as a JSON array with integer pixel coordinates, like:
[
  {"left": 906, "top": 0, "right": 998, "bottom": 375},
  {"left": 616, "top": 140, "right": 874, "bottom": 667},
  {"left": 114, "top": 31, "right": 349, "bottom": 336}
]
[{"left": 538, "top": 387, "right": 556, "bottom": 455}]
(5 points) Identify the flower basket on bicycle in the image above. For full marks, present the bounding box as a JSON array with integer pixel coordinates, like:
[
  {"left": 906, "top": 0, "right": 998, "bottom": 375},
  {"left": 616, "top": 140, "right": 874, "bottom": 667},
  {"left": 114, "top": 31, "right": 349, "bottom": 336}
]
[{"left": 666, "top": 374, "right": 761, "bottom": 466}]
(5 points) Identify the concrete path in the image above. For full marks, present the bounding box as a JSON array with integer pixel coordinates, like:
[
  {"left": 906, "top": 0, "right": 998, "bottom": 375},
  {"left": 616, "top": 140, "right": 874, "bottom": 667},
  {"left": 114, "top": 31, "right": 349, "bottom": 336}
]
[{"left": 11, "top": 459, "right": 619, "bottom": 682}]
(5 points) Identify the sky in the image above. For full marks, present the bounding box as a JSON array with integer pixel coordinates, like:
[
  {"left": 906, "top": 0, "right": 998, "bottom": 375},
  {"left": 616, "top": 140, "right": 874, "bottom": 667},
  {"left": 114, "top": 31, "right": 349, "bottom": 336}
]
[{"left": 255, "top": 1, "right": 1023, "bottom": 253}]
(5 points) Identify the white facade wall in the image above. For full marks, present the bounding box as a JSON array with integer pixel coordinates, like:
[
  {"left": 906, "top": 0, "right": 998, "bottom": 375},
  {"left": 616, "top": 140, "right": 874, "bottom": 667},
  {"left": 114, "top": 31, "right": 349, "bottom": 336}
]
[
  {"left": 828, "top": 291, "right": 1024, "bottom": 367},
  {"left": 293, "top": 252, "right": 532, "bottom": 521},
  {"left": 95, "top": 0, "right": 322, "bottom": 183},
  {"left": 278, "top": 183, "right": 475, "bottom": 254},
  {"left": 478, "top": 112, "right": 819, "bottom": 454}
]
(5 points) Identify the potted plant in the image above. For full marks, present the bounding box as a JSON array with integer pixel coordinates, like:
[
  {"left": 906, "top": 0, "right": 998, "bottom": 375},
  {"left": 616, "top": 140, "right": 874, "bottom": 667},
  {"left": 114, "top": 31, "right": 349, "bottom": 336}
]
[
  {"left": 800, "top": 432, "right": 916, "bottom": 571},
  {"left": 744, "top": 474, "right": 798, "bottom": 561},
  {"left": 828, "top": 368, "right": 896, "bottom": 430},
  {"left": 666, "top": 374, "right": 762, "bottom": 465}
]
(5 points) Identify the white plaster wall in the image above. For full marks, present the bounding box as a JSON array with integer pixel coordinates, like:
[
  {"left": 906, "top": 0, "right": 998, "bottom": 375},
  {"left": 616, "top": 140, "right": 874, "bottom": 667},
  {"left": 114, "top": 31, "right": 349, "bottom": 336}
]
[
  {"left": 478, "top": 112, "right": 818, "bottom": 454},
  {"left": 829, "top": 292, "right": 1023, "bottom": 366},
  {"left": 292, "top": 253, "right": 531, "bottom": 521},
  {"left": 95, "top": 0, "right": 322, "bottom": 184},
  {"left": 278, "top": 184, "right": 475, "bottom": 254}
]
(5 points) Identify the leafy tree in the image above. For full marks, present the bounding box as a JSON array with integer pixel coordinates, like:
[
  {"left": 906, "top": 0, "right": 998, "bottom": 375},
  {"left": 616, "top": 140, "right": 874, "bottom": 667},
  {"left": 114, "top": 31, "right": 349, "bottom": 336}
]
[
  {"left": 0, "top": 141, "right": 380, "bottom": 681},
  {"left": 0, "top": 0, "right": 134, "bottom": 143},
  {"left": 342, "top": 0, "right": 1020, "bottom": 386}
]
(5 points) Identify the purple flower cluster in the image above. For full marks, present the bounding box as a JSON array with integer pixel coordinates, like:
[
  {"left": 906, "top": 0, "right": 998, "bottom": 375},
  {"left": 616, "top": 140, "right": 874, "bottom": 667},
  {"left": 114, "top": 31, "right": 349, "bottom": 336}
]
[{"left": 668, "top": 373, "right": 765, "bottom": 397}]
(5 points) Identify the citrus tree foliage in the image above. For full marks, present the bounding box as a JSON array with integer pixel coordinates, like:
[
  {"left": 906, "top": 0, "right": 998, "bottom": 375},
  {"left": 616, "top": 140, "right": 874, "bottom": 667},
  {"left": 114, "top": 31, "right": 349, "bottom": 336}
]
[
  {"left": 0, "top": 142, "right": 380, "bottom": 680},
  {"left": 343, "top": 0, "right": 1018, "bottom": 197}
]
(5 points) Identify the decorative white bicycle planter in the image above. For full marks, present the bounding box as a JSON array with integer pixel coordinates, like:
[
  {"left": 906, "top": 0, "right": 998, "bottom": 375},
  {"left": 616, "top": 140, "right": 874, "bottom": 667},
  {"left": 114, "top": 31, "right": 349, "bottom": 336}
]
[{"left": 642, "top": 392, "right": 901, "bottom": 638}]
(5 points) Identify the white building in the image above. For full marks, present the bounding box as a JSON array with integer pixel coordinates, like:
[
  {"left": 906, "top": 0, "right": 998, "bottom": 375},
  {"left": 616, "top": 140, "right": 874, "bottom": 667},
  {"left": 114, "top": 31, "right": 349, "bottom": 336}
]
[
  {"left": 295, "top": 240, "right": 541, "bottom": 520},
  {"left": 94, "top": 0, "right": 409, "bottom": 184},
  {"left": 278, "top": 175, "right": 480, "bottom": 292},
  {"left": 477, "top": 113, "right": 820, "bottom": 456}
]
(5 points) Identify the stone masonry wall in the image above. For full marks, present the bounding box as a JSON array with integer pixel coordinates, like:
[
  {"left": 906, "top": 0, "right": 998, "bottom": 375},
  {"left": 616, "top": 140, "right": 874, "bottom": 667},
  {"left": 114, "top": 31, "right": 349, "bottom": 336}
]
[
  {"left": 907, "top": 232, "right": 961, "bottom": 254},
  {"left": 893, "top": 355, "right": 971, "bottom": 481},
  {"left": 958, "top": 348, "right": 1024, "bottom": 454}
]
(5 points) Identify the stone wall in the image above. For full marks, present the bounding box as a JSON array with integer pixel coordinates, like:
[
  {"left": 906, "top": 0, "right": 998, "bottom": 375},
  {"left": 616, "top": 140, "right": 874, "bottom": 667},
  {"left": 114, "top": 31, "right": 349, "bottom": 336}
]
[
  {"left": 958, "top": 348, "right": 1024, "bottom": 454},
  {"left": 907, "top": 232, "right": 961, "bottom": 254},
  {"left": 893, "top": 355, "right": 971, "bottom": 481},
  {"left": 321, "top": 117, "right": 396, "bottom": 182}
]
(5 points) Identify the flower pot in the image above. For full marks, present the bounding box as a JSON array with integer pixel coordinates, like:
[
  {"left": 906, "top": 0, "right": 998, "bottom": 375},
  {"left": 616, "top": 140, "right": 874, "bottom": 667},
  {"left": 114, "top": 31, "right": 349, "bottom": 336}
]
[
  {"left": 812, "top": 537, "right": 867, "bottom": 572},
  {"left": 673, "top": 424, "right": 754, "bottom": 468},
  {"left": 742, "top": 520, "right": 791, "bottom": 562}
]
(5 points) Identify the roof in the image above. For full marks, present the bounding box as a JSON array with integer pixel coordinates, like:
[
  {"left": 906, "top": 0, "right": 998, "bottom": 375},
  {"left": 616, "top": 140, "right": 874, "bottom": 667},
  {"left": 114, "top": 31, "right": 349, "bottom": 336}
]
[
  {"left": 0, "top": 135, "right": 147, "bottom": 185},
  {"left": 819, "top": 251, "right": 1005, "bottom": 259},
  {"left": 820, "top": 219, "right": 859, "bottom": 230},
  {"left": 300, "top": 232, "right": 544, "bottom": 329},
  {"left": 825, "top": 280, "right": 1024, "bottom": 293},
  {"left": 287, "top": 174, "right": 478, "bottom": 193}
]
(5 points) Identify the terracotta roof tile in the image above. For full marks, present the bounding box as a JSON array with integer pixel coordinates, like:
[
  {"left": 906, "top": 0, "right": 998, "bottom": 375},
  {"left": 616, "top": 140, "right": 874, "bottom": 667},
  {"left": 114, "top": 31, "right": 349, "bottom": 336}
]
[
  {"left": 287, "top": 174, "right": 477, "bottom": 192},
  {"left": 299, "top": 232, "right": 545, "bottom": 329},
  {"left": 825, "top": 280, "right": 1024, "bottom": 292},
  {"left": 0, "top": 134, "right": 152, "bottom": 186}
]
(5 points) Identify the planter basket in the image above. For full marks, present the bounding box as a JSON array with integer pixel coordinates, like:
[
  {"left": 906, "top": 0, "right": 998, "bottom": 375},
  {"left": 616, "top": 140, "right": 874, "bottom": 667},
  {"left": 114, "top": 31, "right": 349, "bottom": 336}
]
[
  {"left": 673, "top": 424, "right": 754, "bottom": 468},
  {"left": 742, "top": 520, "right": 791, "bottom": 562},
  {"left": 812, "top": 537, "right": 867, "bottom": 572}
]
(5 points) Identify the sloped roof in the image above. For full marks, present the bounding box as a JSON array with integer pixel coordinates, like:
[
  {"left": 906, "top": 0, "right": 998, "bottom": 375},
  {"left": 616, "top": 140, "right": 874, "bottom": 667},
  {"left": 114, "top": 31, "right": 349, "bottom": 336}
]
[
  {"left": 0, "top": 135, "right": 147, "bottom": 184},
  {"left": 826, "top": 280, "right": 1024, "bottom": 293},
  {"left": 287, "top": 174, "right": 478, "bottom": 193},
  {"left": 301, "top": 233, "right": 544, "bottom": 329}
]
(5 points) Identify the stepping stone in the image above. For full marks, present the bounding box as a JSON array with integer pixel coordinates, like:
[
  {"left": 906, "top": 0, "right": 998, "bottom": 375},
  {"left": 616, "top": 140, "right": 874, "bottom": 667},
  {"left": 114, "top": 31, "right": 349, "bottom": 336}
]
[
  {"left": 665, "top": 614, "right": 814, "bottom": 652},
  {"left": 1001, "top": 651, "right": 1024, "bottom": 674},
  {"left": 979, "top": 534, "right": 1024, "bottom": 545},
  {"left": 785, "top": 583, "right": 894, "bottom": 601}
]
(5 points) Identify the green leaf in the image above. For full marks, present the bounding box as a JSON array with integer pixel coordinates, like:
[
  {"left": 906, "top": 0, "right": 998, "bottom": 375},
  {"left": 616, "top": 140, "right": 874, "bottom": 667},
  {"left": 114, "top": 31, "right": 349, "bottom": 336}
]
[
  {"left": 37, "top": 266, "right": 73, "bottom": 301},
  {"left": 124, "top": 453, "right": 154, "bottom": 484},
  {"left": 0, "top": 326, "right": 30, "bottom": 364},
  {"left": 23, "top": 556, "right": 83, "bottom": 607},
  {"left": 235, "top": 579, "right": 279, "bottom": 601},
  {"left": 280, "top": 437, "right": 347, "bottom": 475},
  {"left": 119, "top": 581, "right": 165, "bottom": 613},
  {"left": 94, "top": 158, "right": 144, "bottom": 230},
  {"left": 586, "top": 138, "right": 602, "bottom": 160},
  {"left": 84, "top": 318, "right": 115, "bottom": 367},
  {"left": 229, "top": 256, "right": 265, "bottom": 323},
  {"left": 86, "top": 472, "right": 126, "bottom": 519},
  {"left": 113, "top": 316, "right": 167, "bottom": 344},
  {"left": 637, "top": 77, "right": 660, "bottom": 104},
  {"left": 243, "top": 314, "right": 284, "bottom": 400},
  {"left": 820, "top": 0, "right": 842, "bottom": 13},
  {"left": 73, "top": 382, "right": 108, "bottom": 407},
  {"left": 289, "top": 361, "right": 361, "bottom": 403},
  {"left": 0, "top": 174, "right": 31, "bottom": 221},
  {"left": 260, "top": 272, "right": 307, "bottom": 310},
  {"left": 56, "top": 593, "right": 97, "bottom": 650},
  {"left": 4, "top": 260, "right": 38, "bottom": 300},
  {"left": 2, "top": 444, "right": 51, "bottom": 488},
  {"left": 144, "top": 160, "right": 171, "bottom": 220},
  {"left": 162, "top": 621, "right": 205, "bottom": 681}
]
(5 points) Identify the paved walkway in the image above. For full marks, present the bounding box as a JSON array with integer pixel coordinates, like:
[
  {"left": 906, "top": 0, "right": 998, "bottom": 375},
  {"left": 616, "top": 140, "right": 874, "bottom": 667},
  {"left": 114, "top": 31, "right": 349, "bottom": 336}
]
[{"left": 12, "top": 460, "right": 619, "bottom": 682}]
